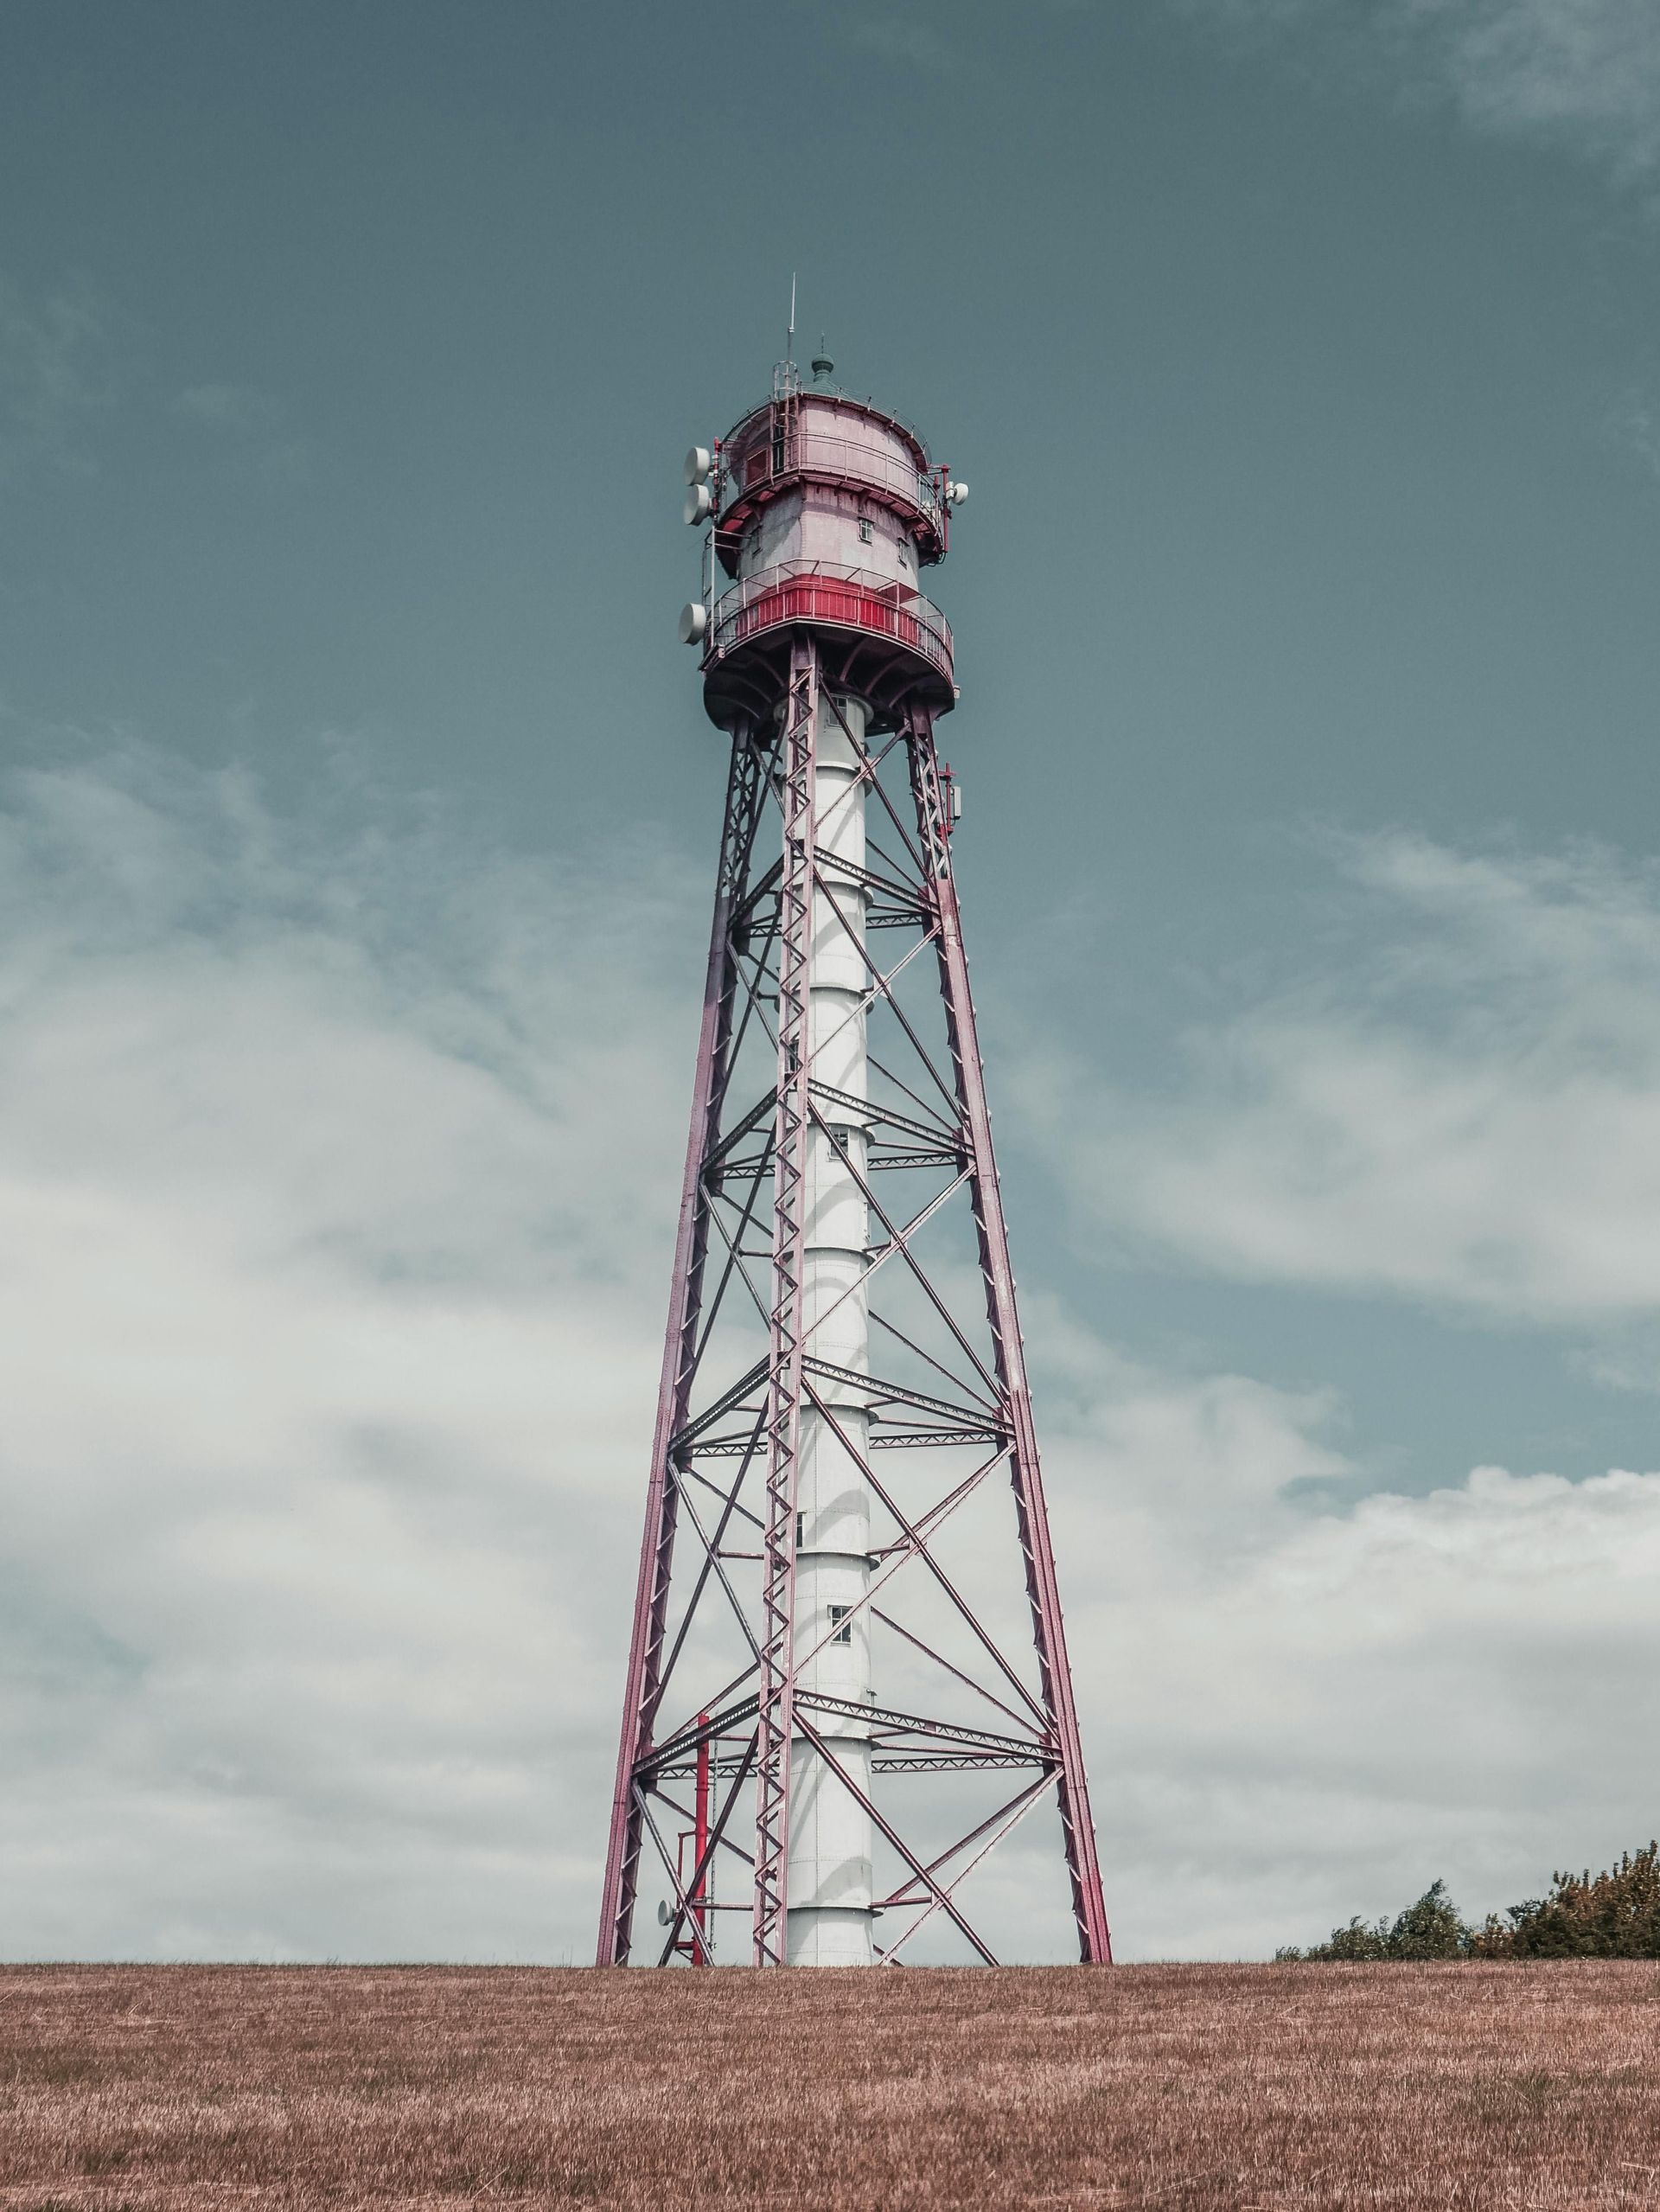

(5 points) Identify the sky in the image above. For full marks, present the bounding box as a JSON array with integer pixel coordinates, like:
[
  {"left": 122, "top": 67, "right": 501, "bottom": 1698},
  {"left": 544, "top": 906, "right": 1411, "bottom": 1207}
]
[{"left": 3, "top": 0, "right": 1660, "bottom": 1964}]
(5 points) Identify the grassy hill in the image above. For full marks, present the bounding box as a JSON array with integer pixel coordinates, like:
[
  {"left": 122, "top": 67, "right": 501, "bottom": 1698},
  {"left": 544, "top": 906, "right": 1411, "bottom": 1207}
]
[{"left": 4, "top": 1960, "right": 1659, "bottom": 2207}]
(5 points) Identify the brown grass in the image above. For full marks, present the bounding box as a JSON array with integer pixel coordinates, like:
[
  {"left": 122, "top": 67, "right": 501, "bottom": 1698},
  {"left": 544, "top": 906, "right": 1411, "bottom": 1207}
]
[{"left": 3, "top": 1961, "right": 1659, "bottom": 2209}]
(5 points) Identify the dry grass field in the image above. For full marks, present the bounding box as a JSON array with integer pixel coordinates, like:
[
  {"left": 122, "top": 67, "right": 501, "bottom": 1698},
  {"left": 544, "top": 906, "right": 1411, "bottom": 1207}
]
[{"left": 3, "top": 1961, "right": 1659, "bottom": 2209}]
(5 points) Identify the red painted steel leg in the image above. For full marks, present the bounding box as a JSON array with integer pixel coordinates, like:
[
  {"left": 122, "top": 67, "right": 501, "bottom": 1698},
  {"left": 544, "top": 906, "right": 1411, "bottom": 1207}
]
[
  {"left": 907, "top": 713, "right": 1114, "bottom": 1965},
  {"left": 692, "top": 1711, "right": 711, "bottom": 1966},
  {"left": 597, "top": 726, "right": 764, "bottom": 1966}
]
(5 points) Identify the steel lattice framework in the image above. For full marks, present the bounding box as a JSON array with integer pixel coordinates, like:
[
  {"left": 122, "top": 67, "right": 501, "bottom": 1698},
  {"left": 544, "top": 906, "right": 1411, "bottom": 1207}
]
[{"left": 598, "top": 375, "right": 1110, "bottom": 1969}]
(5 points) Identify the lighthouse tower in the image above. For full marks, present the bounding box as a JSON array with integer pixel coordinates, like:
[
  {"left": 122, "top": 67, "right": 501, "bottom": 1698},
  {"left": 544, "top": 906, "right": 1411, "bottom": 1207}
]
[{"left": 597, "top": 348, "right": 1110, "bottom": 1968}]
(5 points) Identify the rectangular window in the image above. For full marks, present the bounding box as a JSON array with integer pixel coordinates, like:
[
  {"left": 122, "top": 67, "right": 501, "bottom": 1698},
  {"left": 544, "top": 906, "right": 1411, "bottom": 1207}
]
[
  {"left": 795, "top": 1511, "right": 805, "bottom": 1548},
  {"left": 858, "top": 517, "right": 872, "bottom": 544},
  {"left": 828, "top": 1604, "right": 852, "bottom": 1645}
]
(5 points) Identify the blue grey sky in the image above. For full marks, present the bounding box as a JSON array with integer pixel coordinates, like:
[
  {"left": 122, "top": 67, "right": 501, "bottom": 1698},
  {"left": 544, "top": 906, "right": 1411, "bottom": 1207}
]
[{"left": 5, "top": 0, "right": 1660, "bottom": 1961}]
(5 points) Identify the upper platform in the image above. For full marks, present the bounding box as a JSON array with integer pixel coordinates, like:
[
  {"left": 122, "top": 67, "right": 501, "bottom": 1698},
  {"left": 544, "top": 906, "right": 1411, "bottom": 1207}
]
[
  {"left": 693, "top": 374, "right": 960, "bottom": 730},
  {"left": 701, "top": 559, "right": 954, "bottom": 730},
  {"left": 713, "top": 387, "right": 949, "bottom": 578}
]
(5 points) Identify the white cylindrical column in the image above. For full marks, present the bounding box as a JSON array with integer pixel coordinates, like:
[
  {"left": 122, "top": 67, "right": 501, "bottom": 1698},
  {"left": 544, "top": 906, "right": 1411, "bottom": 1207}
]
[{"left": 787, "top": 690, "right": 874, "bottom": 1967}]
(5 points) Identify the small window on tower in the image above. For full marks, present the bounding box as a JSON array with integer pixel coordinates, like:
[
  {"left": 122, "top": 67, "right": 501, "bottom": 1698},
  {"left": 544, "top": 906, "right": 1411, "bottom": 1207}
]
[
  {"left": 796, "top": 1510, "right": 805, "bottom": 1548},
  {"left": 828, "top": 1604, "right": 852, "bottom": 1645},
  {"left": 858, "top": 517, "right": 872, "bottom": 544}
]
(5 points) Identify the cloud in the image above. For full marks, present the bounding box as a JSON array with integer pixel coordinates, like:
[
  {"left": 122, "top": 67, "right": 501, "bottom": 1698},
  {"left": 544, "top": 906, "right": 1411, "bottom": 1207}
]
[
  {"left": 176, "top": 382, "right": 267, "bottom": 431},
  {"left": 1606, "top": 385, "right": 1660, "bottom": 479},
  {"left": 0, "top": 272, "right": 106, "bottom": 481},
  {"left": 1173, "top": 0, "right": 1660, "bottom": 186},
  {"left": 1441, "top": 0, "right": 1660, "bottom": 177},
  {"left": 1036, "top": 831, "right": 1660, "bottom": 1328},
  {"left": 835, "top": 6, "right": 954, "bottom": 72},
  {"left": 0, "top": 740, "right": 701, "bottom": 1959},
  {"left": 176, "top": 381, "right": 313, "bottom": 483},
  {"left": 1031, "top": 1328, "right": 1660, "bottom": 1958},
  {"left": 5, "top": 754, "right": 1657, "bottom": 1964}
]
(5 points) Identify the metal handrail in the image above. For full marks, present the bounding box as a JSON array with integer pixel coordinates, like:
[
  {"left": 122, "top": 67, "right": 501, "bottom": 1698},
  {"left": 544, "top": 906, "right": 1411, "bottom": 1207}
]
[
  {"left": 792, "top": 429, "right": 942, "bottom": 527},
  {"left": 746, "top": 371, "right": 935, "bottom": 469},
  {"left": 723, "top": 418, "right": 943, "bottom": 533},
  {"left": 705, "top": 561, "right": 954, "bottom": 685}
]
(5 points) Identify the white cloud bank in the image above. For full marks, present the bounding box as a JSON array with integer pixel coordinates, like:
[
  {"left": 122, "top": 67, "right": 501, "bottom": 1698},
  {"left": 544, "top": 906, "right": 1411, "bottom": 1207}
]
[
  {"left": 0, "top": 745, "right": 699, "bottom": 1959},
  {"left": 3, "top": 754, "right": 1657, "bottom": 1962},
  {"left": 0, "top": 271, "right": 105, "bottom": 482},
  {"left": 1440, "top": 0, "right": 1660, "bottom": 176},
  {"left": 1046, "top": 1348, "right": 1660, "bottom": 1955},
  {"left": 1041, "top": 832, "right": 1660, "bottom": 1327}
]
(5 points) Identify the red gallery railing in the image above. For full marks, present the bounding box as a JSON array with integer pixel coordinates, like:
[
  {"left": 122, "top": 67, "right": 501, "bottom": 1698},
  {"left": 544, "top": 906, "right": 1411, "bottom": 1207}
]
[{"left": 704, "top": 561, "right": 954, "bottom": 689}]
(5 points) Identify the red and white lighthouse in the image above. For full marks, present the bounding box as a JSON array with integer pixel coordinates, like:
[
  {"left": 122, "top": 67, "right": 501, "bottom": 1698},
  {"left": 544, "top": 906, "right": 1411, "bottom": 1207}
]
[{"left": 598, "top": 346, "right": 1111, "bottom": 1968}]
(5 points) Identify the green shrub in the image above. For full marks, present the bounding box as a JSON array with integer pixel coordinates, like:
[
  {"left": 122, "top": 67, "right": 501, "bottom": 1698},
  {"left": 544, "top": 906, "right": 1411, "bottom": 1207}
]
[
  {"left": 1470, "top": 1843, "right": 1660, "bottom": 1959},
  {"left": 1281, "top": 1845, "right": 1660, "bottom": 1962},
  {"left": 1280, "top": 1880, "right": 1471, "bottom": 1962}
]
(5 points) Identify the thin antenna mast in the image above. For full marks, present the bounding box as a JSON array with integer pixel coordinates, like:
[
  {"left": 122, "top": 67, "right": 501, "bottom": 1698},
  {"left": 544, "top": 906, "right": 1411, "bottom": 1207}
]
[{"left": 788, "top": 273, "right": 796, "bottom": 364}]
